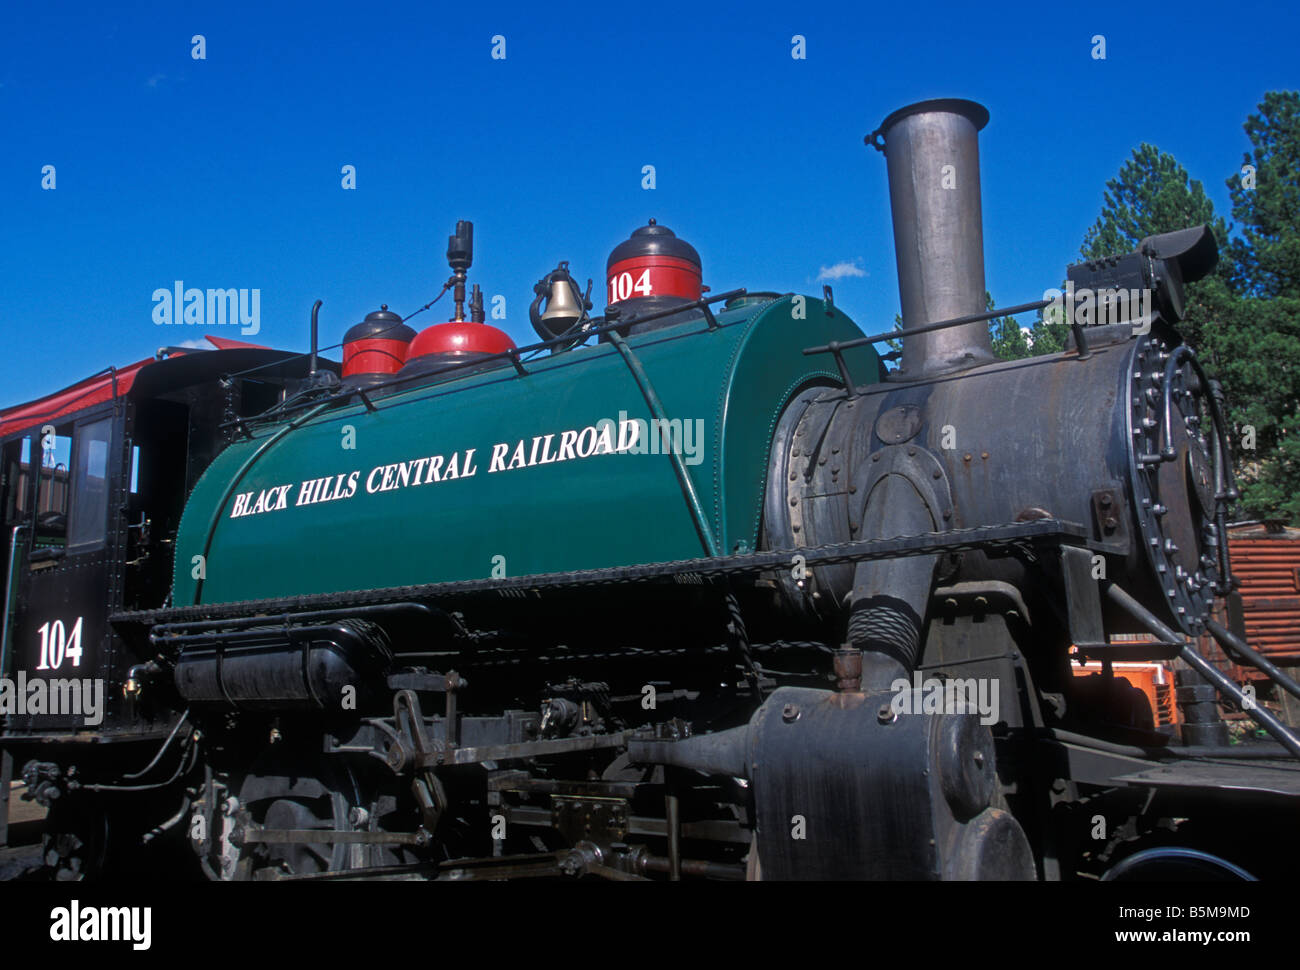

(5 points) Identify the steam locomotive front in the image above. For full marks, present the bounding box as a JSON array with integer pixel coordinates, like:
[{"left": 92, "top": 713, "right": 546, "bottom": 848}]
[
  {"left": 763, "top": 100, "right": 1233, "bottom": 681},
  {"left": 661, "top": 99, "right": 1253, "bottom": 880}
]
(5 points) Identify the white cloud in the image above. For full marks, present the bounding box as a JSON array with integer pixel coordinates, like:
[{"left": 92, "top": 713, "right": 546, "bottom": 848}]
[
  {"left": 817, "top": 261, "right": 866, "bottom": 282},
  {"left": 175, "top": 339, "right": 210, "bottom": 349}
]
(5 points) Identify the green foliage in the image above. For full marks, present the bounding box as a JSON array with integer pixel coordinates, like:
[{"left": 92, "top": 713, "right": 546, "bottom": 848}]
[
  {"left": 1079, "top": 99, "right": 1300, "bottom": 523},
  {"left": 1081, "top": 144, "right": 1232, "bottom": 351},
  {"left": 987, "top": 292, "right": 1070, "bottom": 361},
  {"left": 989, "top": 313, "right": 1030, "bottom": 360},
  {"left": 1081, "top": 144, "right": 1232, "bottom": 263},
  {"left": 885, "top": 312, "right": 904, "bottom": 360},
  {"left": 1219, "top": 94, "right": 1300, "bottom": 522},
  {"left": 1199, "top": 290, "right": 1300, "bottom": 521},
  {"left": 1226, "top": 91, "right": 1300, "bottom": 300}
]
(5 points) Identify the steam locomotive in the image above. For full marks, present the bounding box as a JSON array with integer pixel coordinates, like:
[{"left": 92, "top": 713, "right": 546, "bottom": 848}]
[{"left": 3, "top": 98, "right": 1298, "bottom": 882}]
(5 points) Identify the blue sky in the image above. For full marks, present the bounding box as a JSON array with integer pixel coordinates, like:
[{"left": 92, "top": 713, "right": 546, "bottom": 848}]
[{"left": 1, "top": 0, "right": 1295, "bottom": 408}]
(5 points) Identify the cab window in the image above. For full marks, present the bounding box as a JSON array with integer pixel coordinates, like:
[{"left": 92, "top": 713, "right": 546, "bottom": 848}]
[
  {"left": 67, "top": 417, "right": 112, "bottom": 551},
  {"left": 33, "top": 426, "right": 73, "bottom": 547}
]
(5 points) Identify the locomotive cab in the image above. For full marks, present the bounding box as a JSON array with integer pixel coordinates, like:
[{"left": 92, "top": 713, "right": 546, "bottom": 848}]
[{"left": 0, "top": 346, "right": 340, "bottom": 743}]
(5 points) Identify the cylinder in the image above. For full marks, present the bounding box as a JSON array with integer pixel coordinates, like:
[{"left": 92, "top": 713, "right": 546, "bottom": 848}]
[{"left": 872, "top": 99, "right": 996, "bottom": 379}]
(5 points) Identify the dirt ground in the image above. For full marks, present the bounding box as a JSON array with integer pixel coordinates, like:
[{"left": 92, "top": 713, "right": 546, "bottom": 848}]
[{"left": 0, "top": 783, "right": 47, "bottom": 880}]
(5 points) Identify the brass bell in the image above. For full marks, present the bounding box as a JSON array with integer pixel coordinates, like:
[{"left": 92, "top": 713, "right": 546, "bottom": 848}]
[
  {"left": 530, "top": 261, "right": 592, "bottom": 341},
  {"left": 539, "top": 277, "right": 584, "bottom": 329}
]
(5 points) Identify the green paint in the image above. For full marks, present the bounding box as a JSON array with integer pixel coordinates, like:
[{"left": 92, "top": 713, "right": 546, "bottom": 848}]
[{"left": 172, "top": 297, "right": 880, "bottom": 604}]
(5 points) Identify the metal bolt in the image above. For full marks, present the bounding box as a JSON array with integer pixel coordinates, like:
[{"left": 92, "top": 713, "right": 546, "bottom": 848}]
[
  {"left": 932, "top": 469, "right": 942, "bottom": 479},
  {"left": 963, "top": 453, "right": 972, "bottom": 462},
  {"left": 877, "top": 704, "right": 895, "bottom": 724},
  {"left": 973, "top": 751, "right": 985, "bottom": 768},
  {"left": 980, "top": 452, "right": 989, "bottom": 460},
  {"left": 782, "top": 704, "right": 800, "bottom": 723}
]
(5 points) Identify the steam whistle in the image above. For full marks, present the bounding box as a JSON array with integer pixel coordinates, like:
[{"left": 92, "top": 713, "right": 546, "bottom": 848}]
[{"left": 446, "top": 220, "right": 474, "bottom": 322}]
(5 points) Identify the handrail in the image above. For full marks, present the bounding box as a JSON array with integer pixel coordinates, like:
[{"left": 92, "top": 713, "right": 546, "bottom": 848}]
[{"left": 606, "top": 330, "right": 720, "bottom": 558}]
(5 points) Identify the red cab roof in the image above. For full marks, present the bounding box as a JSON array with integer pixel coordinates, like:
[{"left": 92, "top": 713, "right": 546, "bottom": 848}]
[{"left": 0, "top": 357, "right": 166, "bottom": 438}]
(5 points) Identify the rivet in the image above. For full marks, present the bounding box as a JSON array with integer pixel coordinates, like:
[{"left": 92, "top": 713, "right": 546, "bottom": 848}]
[
  {"left": 963, "top": 453, "right": 972, "bottom": 462},
  {"left": 981, "top": 451, "right": 989, "bottom": 460}
]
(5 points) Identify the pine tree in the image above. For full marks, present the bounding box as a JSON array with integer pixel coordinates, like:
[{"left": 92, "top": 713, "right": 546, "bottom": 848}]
[
  {"left": 1078, "top": 126, "right": 1299, "bottom": 523},
  {"left": 1215, "top": 92, "right": 1300, "bottom": 521}
]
